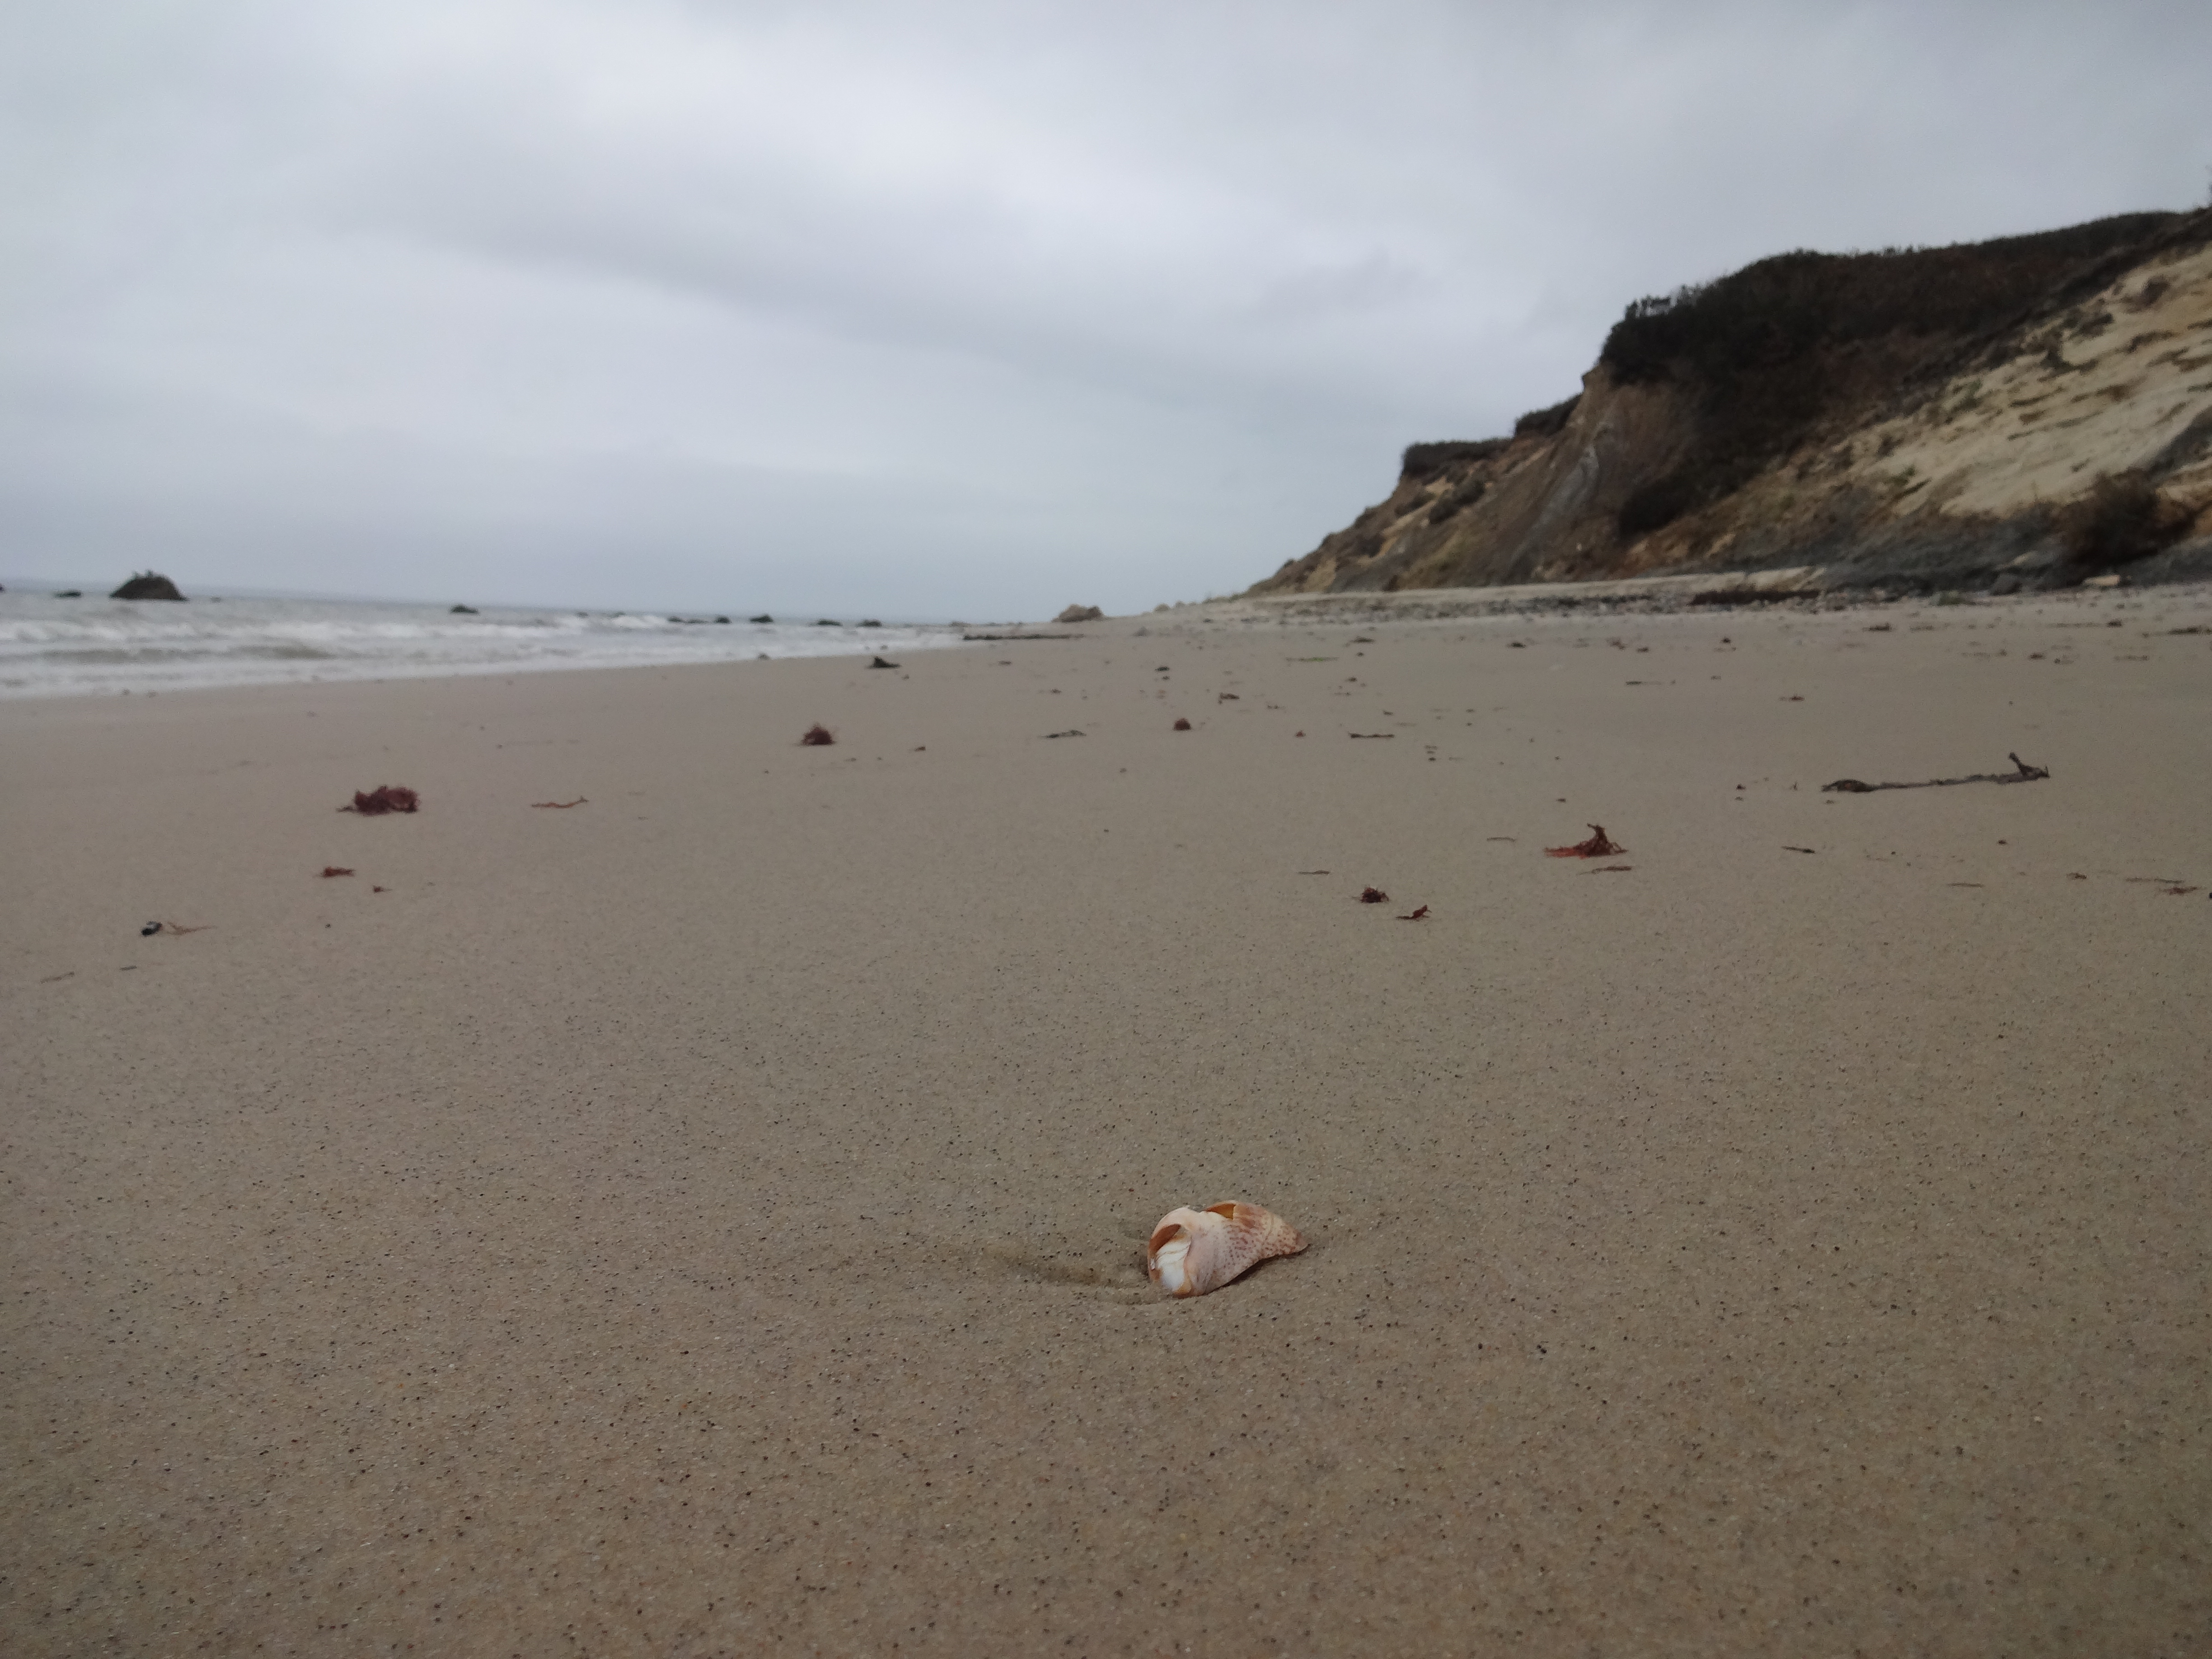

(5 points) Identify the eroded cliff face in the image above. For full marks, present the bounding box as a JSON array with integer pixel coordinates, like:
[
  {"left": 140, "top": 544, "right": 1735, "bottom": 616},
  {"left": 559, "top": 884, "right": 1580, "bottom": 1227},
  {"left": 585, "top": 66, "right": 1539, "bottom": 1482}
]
[{"left": 1254, "top": 209, "right": 2212, "bottom": 596}]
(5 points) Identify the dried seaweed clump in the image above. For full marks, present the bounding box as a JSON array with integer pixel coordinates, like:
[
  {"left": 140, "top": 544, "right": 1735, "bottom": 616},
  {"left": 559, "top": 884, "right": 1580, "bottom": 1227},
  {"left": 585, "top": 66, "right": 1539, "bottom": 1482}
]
[
  {"left": 342, "top": 785, "right": 419, "bottom": 815},
  {"left": 1546, "top": 825, "right": 1625, "bottom": 858},
  {"left": 800, "top": 724, "right": 836, "bottom": 746},
  {"left": 1173, "top": 717, "right": 1192, "bottom": 731}
]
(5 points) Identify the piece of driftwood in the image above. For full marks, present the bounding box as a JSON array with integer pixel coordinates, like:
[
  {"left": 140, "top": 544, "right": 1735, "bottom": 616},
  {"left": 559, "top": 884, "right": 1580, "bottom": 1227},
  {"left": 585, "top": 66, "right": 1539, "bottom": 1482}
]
[
  {"left": 1823, "top": 754, "right": 2048, "bottom": 794},
  {"left": 531, "top": 798, "right": 587, "bottom": 808}
]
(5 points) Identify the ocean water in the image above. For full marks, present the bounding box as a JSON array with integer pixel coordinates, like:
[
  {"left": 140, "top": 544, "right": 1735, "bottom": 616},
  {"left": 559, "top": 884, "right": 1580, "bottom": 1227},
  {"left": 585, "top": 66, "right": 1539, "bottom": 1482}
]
[{"left": 0, "top": 591, "right": 967, "bottom": 699}]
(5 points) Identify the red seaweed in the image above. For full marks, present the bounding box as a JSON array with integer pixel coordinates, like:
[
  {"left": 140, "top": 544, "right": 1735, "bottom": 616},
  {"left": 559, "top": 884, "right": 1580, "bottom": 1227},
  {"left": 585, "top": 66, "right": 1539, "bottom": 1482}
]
[
  {"left": 1546, "top": 825, "right": 1625, "bottom": 858},
  {"left": 1359, "top": 887, "right": 1389, "bottom": 904},
  {"left": 320, "top": 866, "right": 354, "bottom": 877},
  {"left": 800, "top": 724, "right": 836, "bottom": 746}
]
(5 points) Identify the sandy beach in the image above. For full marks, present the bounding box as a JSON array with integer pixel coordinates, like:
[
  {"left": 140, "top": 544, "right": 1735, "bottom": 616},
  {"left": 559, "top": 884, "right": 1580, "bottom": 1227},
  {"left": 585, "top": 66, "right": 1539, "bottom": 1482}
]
[{"left": 5, "top": 586, "right": 2209, "bottom": 1656}]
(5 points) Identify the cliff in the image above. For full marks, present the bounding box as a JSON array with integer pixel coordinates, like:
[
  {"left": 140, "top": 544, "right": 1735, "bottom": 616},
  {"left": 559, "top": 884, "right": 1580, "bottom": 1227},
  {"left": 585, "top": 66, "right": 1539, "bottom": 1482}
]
[{"left": 1252, "top": 208, "right": 2212, "bottom": 596}]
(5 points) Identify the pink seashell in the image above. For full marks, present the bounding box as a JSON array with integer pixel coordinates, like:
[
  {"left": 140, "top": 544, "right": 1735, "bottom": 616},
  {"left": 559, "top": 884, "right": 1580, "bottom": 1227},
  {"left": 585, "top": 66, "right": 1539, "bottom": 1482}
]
[{"left": 1146, "top": 1200, "right": 1307, "bottom": 1297}]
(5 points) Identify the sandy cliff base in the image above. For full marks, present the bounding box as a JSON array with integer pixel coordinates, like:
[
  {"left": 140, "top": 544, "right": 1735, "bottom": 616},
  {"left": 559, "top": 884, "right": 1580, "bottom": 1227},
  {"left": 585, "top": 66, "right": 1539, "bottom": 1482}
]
[{"left": 5, "top": 589, "right": 2209, "bottom": 1655}]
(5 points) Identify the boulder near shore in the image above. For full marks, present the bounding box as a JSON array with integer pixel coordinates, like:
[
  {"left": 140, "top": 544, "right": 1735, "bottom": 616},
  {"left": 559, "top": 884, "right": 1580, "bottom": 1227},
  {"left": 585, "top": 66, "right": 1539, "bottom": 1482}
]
[{"left": 110, "top": 572, "right": 186, "bottom": 600}]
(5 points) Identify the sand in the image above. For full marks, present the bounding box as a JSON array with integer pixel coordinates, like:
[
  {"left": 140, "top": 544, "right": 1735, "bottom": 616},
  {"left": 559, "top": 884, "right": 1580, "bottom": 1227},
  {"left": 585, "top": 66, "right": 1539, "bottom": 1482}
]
[{"left": 4, "top": 586, "right": 2209, "bottom": 1656}]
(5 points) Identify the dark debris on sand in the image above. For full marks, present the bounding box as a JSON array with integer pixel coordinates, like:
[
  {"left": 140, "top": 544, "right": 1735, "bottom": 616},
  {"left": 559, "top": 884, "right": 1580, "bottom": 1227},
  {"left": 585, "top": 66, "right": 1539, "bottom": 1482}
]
[{"left": 342, "top": 785, "right": 419, "bottom": 815}]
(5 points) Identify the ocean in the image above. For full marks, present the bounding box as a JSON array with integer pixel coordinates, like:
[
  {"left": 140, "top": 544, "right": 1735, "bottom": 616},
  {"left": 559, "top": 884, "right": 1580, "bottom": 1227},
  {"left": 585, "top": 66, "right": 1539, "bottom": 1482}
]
[{"left": 0, "top": 590, "right": 968, "bottom": 699}]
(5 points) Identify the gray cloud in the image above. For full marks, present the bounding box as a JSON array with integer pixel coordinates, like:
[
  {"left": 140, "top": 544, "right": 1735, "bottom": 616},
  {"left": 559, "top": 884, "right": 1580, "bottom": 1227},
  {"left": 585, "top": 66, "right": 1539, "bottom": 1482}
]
[{"left": 4, "top": 0, "right": 2207, "bottom": 614}]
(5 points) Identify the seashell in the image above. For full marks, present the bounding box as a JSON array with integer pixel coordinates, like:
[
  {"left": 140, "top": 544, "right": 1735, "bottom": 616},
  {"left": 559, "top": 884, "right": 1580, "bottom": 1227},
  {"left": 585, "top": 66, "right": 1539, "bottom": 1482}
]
[{"left": 1146, "top": 1201, "right": 1307, "bottom": 1297}]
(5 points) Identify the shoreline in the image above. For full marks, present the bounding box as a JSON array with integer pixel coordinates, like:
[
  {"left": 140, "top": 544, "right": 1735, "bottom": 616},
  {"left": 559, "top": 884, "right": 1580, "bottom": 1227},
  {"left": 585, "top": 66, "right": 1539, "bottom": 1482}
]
[
  {"left": 11, "top": 567, "right": 2207, "bottom": 710},
  {"left": 0, "top": 590, "right": 972, "bottom": 703}
]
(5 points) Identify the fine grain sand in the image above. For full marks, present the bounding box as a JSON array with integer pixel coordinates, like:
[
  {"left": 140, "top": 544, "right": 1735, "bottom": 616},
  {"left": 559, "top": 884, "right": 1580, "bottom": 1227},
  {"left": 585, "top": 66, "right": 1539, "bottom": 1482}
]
[{"left": 4, "top": 588, "right": 2209, "bottom": 1656}]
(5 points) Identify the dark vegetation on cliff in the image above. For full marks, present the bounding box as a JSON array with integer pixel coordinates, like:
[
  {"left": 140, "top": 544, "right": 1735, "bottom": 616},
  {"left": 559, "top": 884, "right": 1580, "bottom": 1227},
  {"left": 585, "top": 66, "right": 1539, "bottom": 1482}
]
[{"left": 1400, "top": 439, "right": 1507, "bottom": 482}]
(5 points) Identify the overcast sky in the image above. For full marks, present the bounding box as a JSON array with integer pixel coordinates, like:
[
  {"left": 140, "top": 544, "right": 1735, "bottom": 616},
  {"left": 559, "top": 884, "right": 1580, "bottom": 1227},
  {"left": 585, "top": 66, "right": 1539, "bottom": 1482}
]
[{"left": 5, "top": 1, "right": 2207, "bottom": 617}]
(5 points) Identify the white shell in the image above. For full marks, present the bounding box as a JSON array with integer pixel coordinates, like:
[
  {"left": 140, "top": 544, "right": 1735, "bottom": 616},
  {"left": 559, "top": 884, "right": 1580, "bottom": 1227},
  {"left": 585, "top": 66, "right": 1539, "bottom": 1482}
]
[{"left": 1146, "top": 1201, "right": 1306, "bottom": 1297}]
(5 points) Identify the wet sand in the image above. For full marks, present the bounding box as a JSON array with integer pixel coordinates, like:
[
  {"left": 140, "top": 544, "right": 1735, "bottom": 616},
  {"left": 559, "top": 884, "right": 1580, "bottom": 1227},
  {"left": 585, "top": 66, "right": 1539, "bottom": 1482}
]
[{"left": 4, "top": 586, "right": 2209, "bottom": 1655}]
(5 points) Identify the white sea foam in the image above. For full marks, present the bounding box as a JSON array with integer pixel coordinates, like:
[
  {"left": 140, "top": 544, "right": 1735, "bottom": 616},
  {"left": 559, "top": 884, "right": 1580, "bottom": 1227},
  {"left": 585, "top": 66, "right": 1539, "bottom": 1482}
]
[{"left": 0, "top": 592, "right": 966, "bottom": 698}]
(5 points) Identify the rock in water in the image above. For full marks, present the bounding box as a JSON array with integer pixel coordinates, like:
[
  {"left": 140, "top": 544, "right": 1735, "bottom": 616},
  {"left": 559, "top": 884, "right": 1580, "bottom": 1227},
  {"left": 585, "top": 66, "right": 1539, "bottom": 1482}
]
[{"left": 110, "top": 572, "right": 185, "bottom": 600}]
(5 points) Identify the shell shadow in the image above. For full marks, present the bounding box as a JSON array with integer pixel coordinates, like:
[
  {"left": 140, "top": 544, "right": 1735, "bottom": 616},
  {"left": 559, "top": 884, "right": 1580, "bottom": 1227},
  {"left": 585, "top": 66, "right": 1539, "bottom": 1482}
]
[{"left": 981, "top": 1241, "right": 1156, "bottom": 1304}]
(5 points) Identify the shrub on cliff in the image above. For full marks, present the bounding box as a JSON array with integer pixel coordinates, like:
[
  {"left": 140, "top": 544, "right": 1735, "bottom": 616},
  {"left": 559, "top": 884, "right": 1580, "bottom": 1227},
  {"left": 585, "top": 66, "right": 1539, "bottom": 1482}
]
[
  {"left": 2055, "top": 471, "right": 2192, "bottom": 567},
  {"left": 1400, "top": 439, "right": 1507, "bottom": 482},
  {"left": 1615, "top": 470, "right": 1704, "bottom": 538},
  {"left": 1426, "top": 478, "right": 1489, "bottom": 525},
  {"left": 1512, "top": 395, "right": 1581, "bottom": 440}
]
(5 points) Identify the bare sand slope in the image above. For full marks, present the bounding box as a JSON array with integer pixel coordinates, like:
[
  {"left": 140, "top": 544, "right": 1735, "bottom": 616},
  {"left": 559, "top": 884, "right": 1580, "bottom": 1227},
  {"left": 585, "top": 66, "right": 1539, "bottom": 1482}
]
[
  {"left": 4, "top": 589, "right": 2209, "bottom": 1656},
  {"left": 1853, "top": 236, "right": 2212, "bottom": 520}
]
